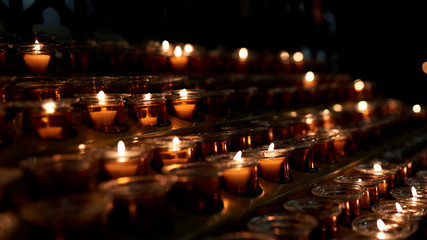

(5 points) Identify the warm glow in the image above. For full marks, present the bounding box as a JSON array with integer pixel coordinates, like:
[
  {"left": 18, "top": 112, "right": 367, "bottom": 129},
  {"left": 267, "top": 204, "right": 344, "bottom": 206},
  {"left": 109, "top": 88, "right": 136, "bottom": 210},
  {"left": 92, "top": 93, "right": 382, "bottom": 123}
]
[
  {"left": 97, "top": 90, "right": 106, "bottom": 100},
  {"left": 173, "top": 137, "right": 180, "bottom": 145},
  {"left": 323, "top": 109, "right": 330, "bottom": 115},
  {"left": 374, "top": 164, "right": 383, "bottom": 171},
  {"left": 233, "top": 151, "right": 242, "bottom": 161},
  {"left": 184, "top": 44, "right": 193, "bottom": 53},
  {"left": 332, "top": 104, "right": 343, "bottom": 112},
  {"left": 117, "top": 177, "right": 130, "bottom": 185},
  {"left": 280, "top": 51, "right": 290, "bottom": 61},
  {"left": 377, "top": 219, "right": 386, "bottom": 231},
  {"left": 42, "top": 102, "right": 56, "bottom": 114},
  {"left": 413, "top": 104, "right": 421, "bottom": 113},
  {"left": 180, "top": 89, "right": 188, "bottom": 98},
  {"left": 357, "top": 178, "right": 363, "bottom": 183},
  {"left": 395, "top": 202, "right": 403, "bottom": 213},
  {"left": 174, "top": 46, "right": 183, "bottom": 57},
  {"left": 354, "top": 79, "right": 365, "bottom": 92},
  {"left": 411, "top": 186, "right": 418, "bottom": 198},
  {"left": 268, "top": 143, "right": 275, "bottom": 151},
  {"left": 358, "top": 101, "right": 368, "bottom": 112},
  {"left": 422, "top": 61, "right": 427, "bottom": 74},
  {"left": 305, "top": 71, "right": 315, "bottom": 82},
  {"left": 305, "top": 114, "right": 314, "bottom": 125},
  {"left": 117, "top": 140, "right": 126, "bottom": 157},
  {"left": 238, "top": 48, "right": 248, "bottom": 61},
  {"left": 78, "top": 144, "right": 86, "bottom": 150},
  {"left": 290, "top": 111, "right": 297, "bottom": 117},
  {"left": 292, "top": 52, "right": 304, "bottom": 62},
  {"left": 144, "top": 93, "right": 151, "bottom": 100},
  {"left": 162, "top": 40, "right": 170, "bottom": 50},
  {"left": 34, "top": 40, "right": 41, "bottom": 52}
]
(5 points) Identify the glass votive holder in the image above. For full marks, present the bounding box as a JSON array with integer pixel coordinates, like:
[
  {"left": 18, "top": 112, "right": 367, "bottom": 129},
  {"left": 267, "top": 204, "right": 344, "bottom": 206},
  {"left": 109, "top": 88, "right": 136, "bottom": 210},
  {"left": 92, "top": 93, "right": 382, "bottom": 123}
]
[
  {"left": 248, "top": 142, "right": 294, "bottom": 183},
  {"left": 16, "top": 98, "right": 78, "bottom": 140},
  {"left": 201, "top": 89, "right": 235, "bottom": 118},
  {"left": 207, "top": 152, "right": 262, "bottom": 197},
  {"left": 390, "top": 186, "right": 427, "bottom": 204},
  {"left": 226, "top": 126, "right": 270, "bottom": 152},
  {"left": 166, "top": 88, "right": 203, "bottom": 121},
  {"left": 72, "top": 76, "right": 123, "bottom": 94},
  {"left": 118, "top": 75, "right": 154, "bottom": 94},
  {"left": 334, "top": 174, "right": 386, "bottom": 209},
  {"left": 17, "top": 40, "right": 56, "bottom": 75},
  {"left": 126, "top": 93, "right": 170, "bottom": 126},
  {"left": 15, "top": 79, "right": 73, "bottom": 101},
  {"left": 289, "top": 136, "right": 317, "bottom": 172},
  {"left": 149, "top": 136, "right": 198, "bottom": 172},
  {"left": 209, "top": 231, "right": 277, "bottom": 240},
  {"left": 99, "top": 175, "right": 176, "bottom": 235},
  {"left": 308, "top": 128, "right": 339, "bottom": 164},
  {"left": 97, "top": 140, "right": 151, "bottom": 180},
  {"left": 373, "top": 158, "right": 412, "bottom": 187},
  {"left": 351, "top": 213, "right": 418, "bottom": 240},
  {"left": 355, "top": 162, "right": 400, "bottom": 198},
  {"left": 19, "top": 152, "right": 99, "bottom": 199},
  {"left": 19, "top": 193, "right": 110, "bottom": 240},
  {"left": 283, "top": 197, "right": 343, "bottom": 240},
  {"left": 333, "top": 128, "right": 355, "bottom": 157},
  {"left": 162, "top": 162, "right": 224, "bottom": 213},
  {"left": 312, "top": 183, "right": 366, "bottom": 226},
  {"left": 247, "top": 213, "right": 318, "bottom": 240},
  {"left": 371, "top": 200, "right": 427, "bottom": 221},
  {"left": 198, "top": 131, "right": 232, "bottom": 158},
  {"left": 76, "top": 91, "right": 130, "bottom": 132},
  {"left": 404, "top": 176, "right": 427, "bottom": 189}
]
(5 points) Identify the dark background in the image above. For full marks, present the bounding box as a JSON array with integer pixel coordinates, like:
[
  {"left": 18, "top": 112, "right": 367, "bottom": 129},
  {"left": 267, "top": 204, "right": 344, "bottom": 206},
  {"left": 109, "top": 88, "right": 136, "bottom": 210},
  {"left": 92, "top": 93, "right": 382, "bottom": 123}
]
[{"left": 1, "top": 0, "right": 427, "bottom": 105}]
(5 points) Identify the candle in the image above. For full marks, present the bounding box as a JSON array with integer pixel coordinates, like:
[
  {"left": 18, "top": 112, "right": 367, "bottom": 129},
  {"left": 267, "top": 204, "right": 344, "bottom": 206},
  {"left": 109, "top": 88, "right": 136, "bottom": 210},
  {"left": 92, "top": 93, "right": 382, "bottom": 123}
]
[
  {"left": 77, "top": 91, "right": 129, "bottom": 132},
  {"left": 166, "top": 89, "right": 202, "bottom": 121},
  {"left": 303, "top": 71, "right": 316, "bottom": 88},
  {"left": 127, "top": 93, "right": 169, "bottom": 126},
  {"left": 292, "top": 51, "right": 304, "bottom": 72},
  {"left": 390, "top": 186, "right": 427, "bottom": 204},
  {"left": 355, "top": 162, "right": 400, "bottom": 198},
  {"left": 162, "top": 162, "right": 223, "bottom": 213},
  {"left": 169, "top": 45, "right": 189, "bottom": 73},
  {"left": 100, "top": 140, "right": 149, "bottom": 179},
  {"left": 371, "top": 200, "right": 427, "bottom": 221},
  {"left": 289, "top": 136, "right": 317, "bottom": 172},
  {"left": 22, "top": 40, "right": 52, "bottom": 74}
]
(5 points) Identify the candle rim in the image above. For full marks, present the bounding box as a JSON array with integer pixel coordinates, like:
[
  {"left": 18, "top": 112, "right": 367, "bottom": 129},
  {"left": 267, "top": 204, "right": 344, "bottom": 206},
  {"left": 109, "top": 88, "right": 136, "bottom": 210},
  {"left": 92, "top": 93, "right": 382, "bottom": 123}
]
[
  {"left": 351, "top": 214, "right": 417, "bottom": 239},
  {"left": 283, "top": 197, "right": 343, "bottom": 217}
]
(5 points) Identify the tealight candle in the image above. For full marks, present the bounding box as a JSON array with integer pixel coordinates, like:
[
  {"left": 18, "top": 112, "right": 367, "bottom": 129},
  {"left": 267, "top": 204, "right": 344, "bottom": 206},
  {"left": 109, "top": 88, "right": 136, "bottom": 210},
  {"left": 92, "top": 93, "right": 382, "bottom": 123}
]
[
  {"left": 371, "top": 200, "right": 427, "bottom": 221},
  {"left": 226, "top": 126, "right": 270, "bottom": 152},
  {"left": 99, "top": 175, "right": 176, "bottom": 235},
  {"left": 351, "top": 214, "right": 418, "bottom": 240},
  {"left": 127, "top": 93, "right": 169, "bottom": 126},
  {"left": 169, "top": 45, "right": 189, "bottom": 73},
  {"left": 20, "top": 40, "right": 54, "bottom": 74},
  {"left": 355, "top": 162, "right": 400, "bottom": 198},
  {"left": 76, "top": 91, "right": 130, "bottom": 132},
  {"left": 166, "top": 89, "right": 203, "bottom": 121},
  {"left": 312, "top": 183, "right": 365, "bottom": 226},
  {"left": 308, "top": 129, "right": 338, "bottom": 164},
  {"left": 99, "top": 140, "right": 150, "bottom": 180},
  {"left": 390, "top": 186, "right": 427, "bottom": 203}
]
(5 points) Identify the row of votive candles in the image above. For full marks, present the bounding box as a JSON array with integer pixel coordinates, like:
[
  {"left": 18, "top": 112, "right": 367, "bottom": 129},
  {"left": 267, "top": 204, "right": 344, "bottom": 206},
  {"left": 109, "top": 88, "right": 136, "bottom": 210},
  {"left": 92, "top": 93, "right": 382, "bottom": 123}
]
[
  {"left": 0, "top": 38, "right": 330, "bottom": 75},
  {"left": 2, "top": 132, "right": 427, "bottom": 239}
]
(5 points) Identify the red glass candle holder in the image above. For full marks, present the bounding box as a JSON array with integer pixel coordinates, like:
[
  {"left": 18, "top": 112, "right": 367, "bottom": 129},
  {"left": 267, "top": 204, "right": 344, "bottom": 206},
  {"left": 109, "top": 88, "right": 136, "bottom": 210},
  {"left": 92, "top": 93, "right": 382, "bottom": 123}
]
[
  {"left": 308, "top": 128, "right": 339, "bottom": 164},
  {"left": 16, "top": 98, "right": 77, "bottom": 140},
  {"left": 312, "top": 183, "right": 365, "bottom": 226},
  {"left": 118, "top": 75, "right": 154, "bottom": 94},
  {"left": 97, "top": 141, "right": 151, "bottom": 180},
  {"left": 226, "top": 126, "right": 270, "bottom": 152},
  {"left": 139, "top": 40, "right": 171, "bottom": 74},
  {"left": 201, "top": 89, "right": 235, "bottom": 118},
  {"left": 168, "top": 44, "right": 189, "bottom": 74},
  {"left": 76, "top": 91, "right": 130, "bottom": 132},
  {"left": 289, "top": 136, "right": 317, "bottom": 172},
  {"left": 15, "top": 79, "right": 73, "bottom": 101},
  {"left": 17, "top": 41, "right": 56, "bottom": 75},
  {"left": 65, "top": 40, "right": 96, "bottom": 75},
  {"left": 149, "top": 136, "right": 198, "bottom": 172},
  {"left": 247, "top": 213, "right": 318, "bottom": 240},
  {"left": 72, "top": 76, "right": 123, "bottom": 94},
  {"left": 283, "top": 197, "right": 343, "bottom": 240},
  {"left": 334, "top": 174, "right": 385, "bottom": 209},
  {"left": 162, "top": 162, "right": 223, "bottom": 213},
  {"left": 19, "top": 152, "right": 99, "bottom": 199},
  {"left": 355, "top": 162, "right": 400, "bottom": 199},
  {"left": 166, "top": 89, "right": 203, "bottom": 121},
  {"left": 198, "top": 131, "right": 232, "bottom": 158},
  {"left": 248, "top": 142, "right": 294, "bottom": 183},
  {"left": 99, "top": 175, "right": 175, "bottom": 236},
  {"left": 127, "top": 93, "right": 170, "bottom": 126},
  {"left": 333, "top": 128, "right": 355, "bottom": 156}
]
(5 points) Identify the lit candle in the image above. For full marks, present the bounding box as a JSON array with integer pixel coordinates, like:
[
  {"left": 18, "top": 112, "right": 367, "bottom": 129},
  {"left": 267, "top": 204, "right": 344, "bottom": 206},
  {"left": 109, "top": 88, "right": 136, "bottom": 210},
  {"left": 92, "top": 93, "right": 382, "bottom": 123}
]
[
  {"left": 303, "top": 71, "right": 316, "bottom": 88},
  {"left": 89, "top": 91, "right": 117, "bottom": 129},
  {"left": 173, "top": 89, "right": 196, "bottom": 119},
  {"left": 127, "top": 93, "right": 169, "bottom": 127},
  {"left": 357, "top": 100, "right": 370, "bottom": 120},
  {"left": 222, "top": 151, "right": 252, "bottom": 194},
  {"left": 23, "top": 40, "right": 51, "bottom": 74},
  {"left": 138, "top": 93, "right": 157, "bottom": 125},
  {"left": 256, "top": 143, "right": 293, "bottom": 183},
  {"left": 293, "top": 51, "right": 304, "bottom": 72},
  {"left": 169, "top": 45, "right": 189, "bottom": 72},
  {"left": 167, "top": 89, "right": 202, "bottom": 121},
  {"left": 36, "top": 101, "right": 63, "bottom": 140}
]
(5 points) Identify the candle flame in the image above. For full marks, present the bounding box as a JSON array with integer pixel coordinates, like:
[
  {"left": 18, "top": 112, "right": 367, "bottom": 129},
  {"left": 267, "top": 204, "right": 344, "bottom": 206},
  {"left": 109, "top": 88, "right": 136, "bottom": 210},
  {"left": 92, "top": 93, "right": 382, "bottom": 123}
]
[
  {"left": 292, "top": 52, "right": 304, "bottom": 62},
  {"left": 174, "top": 46, "right": 183, "bottom": 57},
  {"left": 173, "top": 137, "right": 180, "bottom": 145},
  {"left": 413, "top": 104, "right": 421, "bottom": 113},
  {"left": 354, "top": 79, "right": 365, "bottom": 92},
  {"left": 233, "top": 151, "right": 242, "bottom": 161},
  {"left": 268, "top": 143, "right": 275, "bottom": 151},
  {"left": 279, "top": 50, "right": 290, "bottom": 61},
  {"left": 34, "top": 40, "right": 41, "bottom": 51},
  {"left": 305, "top": 71, "right": 315, "bottom": 82},
  {"left": 358, "top": 101, "right": 368, "bottom": 112},
  {"left": 184, "top": 44, "right": 193, "bottom": 53},
  {"left": 332, "top": 104, "right": 343, "bottom": 112},
  {"left": 180, "top": 88, "right": 188, "bottom": 98},
  {"left": 395, "top": 202, "right": 403, "bottom": 213},
  {"left": 238, "top": 48, "right": 248, "bottom": 61},
  {"left": 117, "top": 140, "right": 126, "bottom": 156},
  {"left": 357, "top": 178, "right": 363, "bottom": 183},
  {"left": 377, "top": 219, "right": 386, "bottom": 231},
  {"left": 144, "top": 93, "right": 151, "bottom": 100},
  {"left": 42, "top": 102, "right": 56, "bottom": 114},
  {"left": 162, "top": 40, "right": 170, "bottom": 50},
  {"left": 411, "top": 186, "right": 418, "bottom": 198},
  {"left": 374, "top": 164, "right": 382, "bottom": 171}
]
